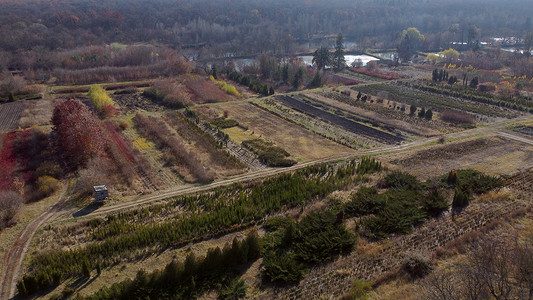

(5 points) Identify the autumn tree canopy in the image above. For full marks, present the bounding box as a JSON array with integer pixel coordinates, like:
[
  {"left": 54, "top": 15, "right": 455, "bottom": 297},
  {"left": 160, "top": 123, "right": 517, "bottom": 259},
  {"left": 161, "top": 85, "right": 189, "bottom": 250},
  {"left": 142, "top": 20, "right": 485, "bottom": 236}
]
[{"left": 51, "top": 99, "right": 104, "bottom": 170}]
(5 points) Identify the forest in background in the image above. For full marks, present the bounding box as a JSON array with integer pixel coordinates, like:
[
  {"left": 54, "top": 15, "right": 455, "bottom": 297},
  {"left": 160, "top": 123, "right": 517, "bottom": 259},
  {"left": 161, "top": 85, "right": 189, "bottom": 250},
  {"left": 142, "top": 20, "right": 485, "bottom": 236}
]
[{"left": 0, "top": 0, "right": 532, "bottom": 65}]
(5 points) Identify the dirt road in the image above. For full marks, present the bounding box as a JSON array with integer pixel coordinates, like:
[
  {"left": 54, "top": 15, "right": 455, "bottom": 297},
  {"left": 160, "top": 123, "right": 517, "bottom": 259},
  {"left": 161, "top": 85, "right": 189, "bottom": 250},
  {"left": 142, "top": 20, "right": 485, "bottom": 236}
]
[{"left": 0, "top": 185, "right": 72, "bottom": 300}]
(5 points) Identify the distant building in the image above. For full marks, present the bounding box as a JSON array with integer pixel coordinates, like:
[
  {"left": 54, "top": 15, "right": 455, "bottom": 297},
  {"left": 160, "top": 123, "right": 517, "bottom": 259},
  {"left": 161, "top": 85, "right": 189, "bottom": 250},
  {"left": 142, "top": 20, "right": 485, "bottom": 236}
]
[{"left": 93, "top": 185, "right": 108, "bottom": 201}]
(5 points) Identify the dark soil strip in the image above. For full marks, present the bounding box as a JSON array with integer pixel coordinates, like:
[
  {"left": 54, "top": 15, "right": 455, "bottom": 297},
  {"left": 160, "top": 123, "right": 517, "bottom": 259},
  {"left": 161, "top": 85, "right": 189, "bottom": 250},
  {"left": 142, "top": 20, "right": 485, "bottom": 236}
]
[{"left": 275, "top": 95, "right": 402, "bottom": 144}]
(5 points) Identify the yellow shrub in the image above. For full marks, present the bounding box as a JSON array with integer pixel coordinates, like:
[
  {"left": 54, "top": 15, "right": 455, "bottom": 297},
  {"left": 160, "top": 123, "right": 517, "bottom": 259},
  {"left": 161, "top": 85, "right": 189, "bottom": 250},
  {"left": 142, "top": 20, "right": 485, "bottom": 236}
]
[
  {"left": 88, "top": 85, "right": 114, "bottom": 110},
  {"left": 37, "top": 175, "right": 59, "bottom": 196},
  {"left": 133, "top": 138, "right": 154, "bottom": 150}
]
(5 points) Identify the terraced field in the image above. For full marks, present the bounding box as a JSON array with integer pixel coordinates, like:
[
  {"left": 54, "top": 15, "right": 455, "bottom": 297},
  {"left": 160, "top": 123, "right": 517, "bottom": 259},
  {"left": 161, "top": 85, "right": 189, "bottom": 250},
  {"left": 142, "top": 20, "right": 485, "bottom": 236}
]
[{"left": 276, "top": 95, "right": 403, "bottom": 144}]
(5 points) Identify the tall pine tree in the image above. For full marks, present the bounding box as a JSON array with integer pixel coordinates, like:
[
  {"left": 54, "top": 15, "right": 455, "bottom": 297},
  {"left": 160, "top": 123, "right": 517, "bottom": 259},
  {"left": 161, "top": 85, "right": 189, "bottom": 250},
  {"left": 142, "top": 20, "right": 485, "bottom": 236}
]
[{"left": 333, "top": 33, "right": 346, "bottom": 71}]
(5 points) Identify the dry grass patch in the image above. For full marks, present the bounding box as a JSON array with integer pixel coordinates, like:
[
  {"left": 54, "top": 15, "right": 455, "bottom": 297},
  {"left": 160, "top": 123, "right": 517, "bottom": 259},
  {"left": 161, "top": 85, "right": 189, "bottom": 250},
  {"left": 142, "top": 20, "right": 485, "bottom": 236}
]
[
  {"left": 183, "top": 75, "right": 235, "bottom": 103},
  {"left": 18, "top": 99, "right": 58, "bottom": 129},
  {"left": 385, "top": 136, "right": 533, "bottom": 180},
  {"left": 210, "top": 101, "right": 353, "bottom": 162}
]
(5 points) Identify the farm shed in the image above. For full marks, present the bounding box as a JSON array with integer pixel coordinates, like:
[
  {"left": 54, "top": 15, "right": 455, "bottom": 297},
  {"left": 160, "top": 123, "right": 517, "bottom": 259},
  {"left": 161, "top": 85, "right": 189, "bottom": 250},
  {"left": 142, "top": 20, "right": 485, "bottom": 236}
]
[{"left": 93, "top": 185, "right": 108, "bottom": 201}]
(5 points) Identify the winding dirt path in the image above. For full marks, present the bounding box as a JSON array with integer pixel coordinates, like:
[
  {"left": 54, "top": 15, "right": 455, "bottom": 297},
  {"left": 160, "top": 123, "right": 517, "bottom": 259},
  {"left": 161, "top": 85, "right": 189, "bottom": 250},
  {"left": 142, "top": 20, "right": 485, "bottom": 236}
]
[{"left": 0, "top": 185, "right": 72, "bottom": 300}]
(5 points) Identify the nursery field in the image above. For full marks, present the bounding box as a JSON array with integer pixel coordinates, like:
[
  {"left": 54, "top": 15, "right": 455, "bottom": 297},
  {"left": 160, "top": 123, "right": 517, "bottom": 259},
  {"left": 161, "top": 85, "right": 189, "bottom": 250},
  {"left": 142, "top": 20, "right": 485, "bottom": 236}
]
[
  {"left": 355, "top": 83, "right": 519, "bottom": 119},
  {"left": 2, "top": 64, "right": 533, "bottom": 300},
  {"left": 252, "top": 97, "right": 387, "bottom": 149},
  {"left": 275, "top": 95, "right": 403, "bottom": 144},
  {"left": 302, "top": 91, "right": 440, "bottom": 137},
  {"left": 208, "top": 101, "right": 353, "bottom": 162},
  {"left": 385, "top": 135, "right": 533, "bottom": 180}
]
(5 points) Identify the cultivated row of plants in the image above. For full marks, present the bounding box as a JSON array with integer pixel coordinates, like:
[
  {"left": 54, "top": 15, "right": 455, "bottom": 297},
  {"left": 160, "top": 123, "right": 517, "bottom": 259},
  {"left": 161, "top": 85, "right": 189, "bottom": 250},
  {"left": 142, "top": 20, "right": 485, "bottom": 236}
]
[
  {"left": 403, "top": 80, "right": 533, "bottom": 113},
  {"left": 134, "top": 113, "right": 214, "bottom": 183},
  {"left": 356, "top": 83, "right": 511, "bottom": 118},
  {"left": 18, "top": 159, "right": 363, "bottom": 295},
  {"left": 261, "top": 166, "right": 504, "bottom": 283},
  {"left": 163, "top": 112, "right": 244, "bottom": 172},
  {"left": 44, "top": 233, "right": 261, "bottom": 300}
]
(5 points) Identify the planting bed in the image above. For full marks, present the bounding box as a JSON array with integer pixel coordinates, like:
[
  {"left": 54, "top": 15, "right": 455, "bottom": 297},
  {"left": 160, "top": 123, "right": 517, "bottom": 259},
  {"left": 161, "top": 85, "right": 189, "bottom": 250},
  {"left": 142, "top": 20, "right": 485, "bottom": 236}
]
[
  {"left": 18, "top": 100, "right": 58, "bottom": 129},
  {"left": 0, "top": 101, "right": 26, "bottom": 132},
  {"left": 209, "top": 101, "right": 353, "bottom": 162},
  {"left": 303, "top": 92, "right": 439, "bottom": 137},
  {"left": 275, "top": 95, "right": 403, "bottom": 144},
  {"left": 112, "top": 93, "right": 163, "bottom": 113},
  {"left": 315, "top": 90, "right": 459, "bottom": 134},
  {"left": 163, "top": 112, "right": 246, "bottom": 178},
  {"left": 355, "top": 83, "right": 518, "bottom": 119},
  {"left": 385, "top": 136, "right": 533, "bottom": 180},
  {"left": 122, "top": 121, "right": 184, "bottom": 188},
  {"left": 253, "top": 98, "right": 385, "bottom": 149}
]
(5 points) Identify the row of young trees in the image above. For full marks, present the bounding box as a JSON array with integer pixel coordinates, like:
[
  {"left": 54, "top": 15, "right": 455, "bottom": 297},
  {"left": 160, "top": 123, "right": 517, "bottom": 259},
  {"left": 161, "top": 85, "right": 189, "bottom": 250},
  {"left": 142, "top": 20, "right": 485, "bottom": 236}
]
[
  {"left": 18, "top": 160, "right": 361, "bottom": 296},
  {"left": 72, "top": 233, "right": 260, "bottom": 299}
]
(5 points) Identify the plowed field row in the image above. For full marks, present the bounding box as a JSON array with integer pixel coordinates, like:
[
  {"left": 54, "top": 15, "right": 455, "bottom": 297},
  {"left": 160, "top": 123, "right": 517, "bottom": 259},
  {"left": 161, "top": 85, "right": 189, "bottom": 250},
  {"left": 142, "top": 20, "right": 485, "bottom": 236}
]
[
  {"left": 0, "top": 101, "right": 26, "bottom": 132},
  {"left": 275, "top": 95, "right": 402, "bottom": 144}
]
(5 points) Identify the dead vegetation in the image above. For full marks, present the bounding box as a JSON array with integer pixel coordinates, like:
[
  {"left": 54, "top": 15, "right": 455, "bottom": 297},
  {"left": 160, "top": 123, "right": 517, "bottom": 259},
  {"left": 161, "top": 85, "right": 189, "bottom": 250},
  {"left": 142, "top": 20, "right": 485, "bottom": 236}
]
[{"left": 134, "top": 113, "right": 214, "bottom": 183}]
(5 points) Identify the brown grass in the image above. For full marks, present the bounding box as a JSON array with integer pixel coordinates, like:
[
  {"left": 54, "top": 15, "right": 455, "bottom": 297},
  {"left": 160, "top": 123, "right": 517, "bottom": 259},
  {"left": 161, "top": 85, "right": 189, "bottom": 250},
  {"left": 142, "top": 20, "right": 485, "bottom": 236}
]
[
  {"left": 183, "top": 76, "right": 234, "bottom": 103},
  {"left": 18, "top": 99, "right": 58, "bottom": 129},
  {"left": 385, "top": 136, "right": 533, "bottom": 180},
  {"left": 163, "top": 112, "right": 245, "bottom": 177},
  {"left": 211, "top": 101, "right": 352, "bottom": 162},
  {"left": 134, "top": 113, "right": 214, "bottom": 183},
  {"left": 439, "top": 109, "right": 475, "bottom": 125}
]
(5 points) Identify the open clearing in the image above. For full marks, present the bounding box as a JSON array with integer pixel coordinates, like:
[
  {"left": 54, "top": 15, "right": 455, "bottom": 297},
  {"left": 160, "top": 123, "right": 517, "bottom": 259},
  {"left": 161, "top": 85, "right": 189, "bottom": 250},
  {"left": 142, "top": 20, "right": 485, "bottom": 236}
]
[
  {"left": 208, "top": 101, "right": 353, "bottom": 162},
  {"left": 384, "top": 135, "right": 533, "bottom": 180}
]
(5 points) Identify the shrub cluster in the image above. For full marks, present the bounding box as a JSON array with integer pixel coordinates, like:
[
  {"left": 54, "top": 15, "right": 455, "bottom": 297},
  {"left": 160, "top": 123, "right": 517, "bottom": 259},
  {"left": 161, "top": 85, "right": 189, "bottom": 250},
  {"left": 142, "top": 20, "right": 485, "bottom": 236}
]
[
  {"left": 242, "top": 139, "right": 296, "bottom": 167},
  {"left": 210, "top": 118, "right": 239, "bottom": 129},
  {"left": 345, "top": 171, "right": 450, "bottom": 239},
  {"left": 0, "top": 191, "right": 22, "bottom": 230},
  {"left": 439, "top": 109, "right": 475, "bottom": 125},
  {"left": 445, "top": 169, "right": 504, "bottom": 208},
  {"left": 262, "top": 211, "right": 357, "bottom": 283},
  {"left": 228, "top": 71, "right": 273, "bottom": 96},
  {"left": 210, "top": 75, "right": 240, "bottom": 96}
]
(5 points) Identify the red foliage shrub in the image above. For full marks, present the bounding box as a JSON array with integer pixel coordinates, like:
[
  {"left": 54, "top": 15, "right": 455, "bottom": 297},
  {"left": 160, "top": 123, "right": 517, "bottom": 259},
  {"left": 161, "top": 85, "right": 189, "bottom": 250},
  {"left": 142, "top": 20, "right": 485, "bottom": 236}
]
[
  {"left": 349, "top": 67, "right": 399, "bottom": 80},
  {"left": 104, "top": 122, "right": 134, "bottom": 162},
  {"left": 52, "top": 99, "right": 105, "bottom": 170},
  {"left": 100, "top": 105, "right": 119, "bottom": 118},
  {"left": 0, "top": 132, "right": 17, "bottom": 190}
]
